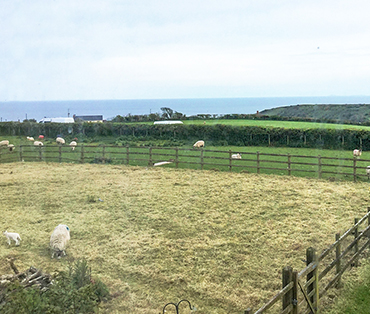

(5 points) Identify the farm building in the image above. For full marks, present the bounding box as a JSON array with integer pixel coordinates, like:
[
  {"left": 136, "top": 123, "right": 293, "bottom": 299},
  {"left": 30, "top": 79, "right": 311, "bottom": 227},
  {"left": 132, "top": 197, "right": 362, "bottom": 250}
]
[
  {"left": 153, "top": 120, "right": 183, "bottom": 125},
  {"left": 73, "top": 115, "right": 104, "bottom": 122},
  {"left": 39, "top": 117, "right": 75, "bottom": 123}
]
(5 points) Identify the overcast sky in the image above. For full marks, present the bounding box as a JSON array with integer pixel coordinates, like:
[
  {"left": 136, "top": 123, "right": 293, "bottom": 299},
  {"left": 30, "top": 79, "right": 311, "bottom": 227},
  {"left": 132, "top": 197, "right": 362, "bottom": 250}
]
[{"left": 1, "top": 0, "right": 370, "bottom": 101}]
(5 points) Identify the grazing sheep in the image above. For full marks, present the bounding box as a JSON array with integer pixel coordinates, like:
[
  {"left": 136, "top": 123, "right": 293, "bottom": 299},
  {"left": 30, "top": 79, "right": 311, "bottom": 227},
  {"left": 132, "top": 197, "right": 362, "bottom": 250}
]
[
  {"left": 193, "top": 140, "right": 205, "bottom": 148},
  {"left": 69, "top": 141, "right": 77, "bottom": 151},
  {"left": 366, "top": 166, "right": 370, "bottom": 180},
  {"left": 3, "top": 231, "right": 21, "bottom": 246},
  {"left": 8, "top": 144, "right": 15, "bottom": 152},
  {"left": 27, "top": 136, "right": 34, "bottom": 141},
  {"left": 231, "top": 153, "right": 242, "bottom": 159},
  {"left": 0, "top": 140, "right": 9, "bottom": 146},
  {"left": 34, "top": 141, "right": 44, "bottom": 146},
  {"left": 50, "top": 224, "right": 70, "bottom": 258},
  {"left": 353, "top": 149, "right": 362, "bottom": 158},
  {"left": 56, "top": 137, "right": 65, "bottom": 145}
]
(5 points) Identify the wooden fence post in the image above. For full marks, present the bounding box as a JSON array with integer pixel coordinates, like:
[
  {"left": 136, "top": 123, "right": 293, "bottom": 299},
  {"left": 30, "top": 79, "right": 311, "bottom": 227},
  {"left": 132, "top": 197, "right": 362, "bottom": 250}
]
[
  {"left": 292, "top": 270, "right": 299, "bottom": 314},
  {"left": 354, "top": 218, "right": 359, "bottom": 267},
  {"left": 282, "top": 266, "right": 293, "bottom": 312},
  {"left": 126, "top": 144, "right": 129, "bottom": 165},
  {"left": 80, "top": 144, "right": 84, "bottom": 163},
  {"left": 200, "top": 149, "right": 204, "bottom": 170},
  {"left": 19, "top": 145, "right": 23, "bottom": 162},
  {"left": 175, "top": 147, "right": 179, "bottom": 168},
  {"left": 229, "top": 150, "right": 232, "bottom": 172},
  {"left": 287, "top": 154, "right": 291, "bottom": 176},
  {"left": 306, "top": 247, "right": 319, "bottom": 313},
  {"left": 268, "top": 134, "right": 271, "bottom": 146},
  {"left": 256, "top": 151, "right": 260, "bottom": 174},
  {"left": 335, "top": 232, "right": 342, "bottom": 288},
  {"left": 353, "top": 158, "right": 357, "bottom": 182},
  {"left": 287, "top": 135, "right": 289, "bottom": 145},
  {"left": 318, "top": 155, "right": 322, "bottom": 179},
  {"left": 102, "top": 145, "right": 106, "bottom": 160},
  {"left": 148, "top": 147, "right": 153, "bottom": 166},
  {"left": 38, "top": 146, "right": 42, "bottom": 161},
  {"left": 59, "top": 145, "right": 62, "bottom": 163}
]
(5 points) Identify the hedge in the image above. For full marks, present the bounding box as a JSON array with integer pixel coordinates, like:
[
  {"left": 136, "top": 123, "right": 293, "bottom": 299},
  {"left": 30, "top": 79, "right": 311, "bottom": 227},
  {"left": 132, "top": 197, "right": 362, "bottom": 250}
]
[{"left": 0, "top": 122, "right": 369, "bottom": 150}]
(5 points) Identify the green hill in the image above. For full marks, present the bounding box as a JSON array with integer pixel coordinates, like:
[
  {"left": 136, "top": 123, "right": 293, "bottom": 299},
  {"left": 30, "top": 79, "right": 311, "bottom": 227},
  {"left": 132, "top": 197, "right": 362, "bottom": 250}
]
[{"left": 259, "top": 104, "right": 370, "bottom": 124}]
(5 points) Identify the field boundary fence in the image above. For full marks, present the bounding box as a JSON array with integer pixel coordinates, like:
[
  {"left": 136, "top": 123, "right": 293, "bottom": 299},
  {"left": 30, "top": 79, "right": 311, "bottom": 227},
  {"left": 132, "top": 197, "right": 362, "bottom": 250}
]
[
  {"left": 243, "top": 208, "right": 370, "bottom": 314},
  {"left": 1, "top": 145, "right": 370, "bottom": 182}
]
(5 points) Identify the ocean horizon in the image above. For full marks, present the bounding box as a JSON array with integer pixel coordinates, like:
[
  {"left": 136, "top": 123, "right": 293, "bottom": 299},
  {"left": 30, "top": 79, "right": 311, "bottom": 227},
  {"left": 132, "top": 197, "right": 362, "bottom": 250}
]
[{"left": 1, "top": 96, "right": 370, "bottom": 122}]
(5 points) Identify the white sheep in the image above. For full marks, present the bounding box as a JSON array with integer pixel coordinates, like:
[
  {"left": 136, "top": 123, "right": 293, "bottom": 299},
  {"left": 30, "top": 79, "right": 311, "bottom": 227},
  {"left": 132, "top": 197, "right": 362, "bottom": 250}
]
[
  {"left": 193, "top": 140, "right": 205, "bottom": 148},
  {"left": 3, "top": 231, "right": 21, "bottom": 246},
  {"left": 8, "top": 144, "right": 15, "bottom": 152},
  {"left": 56, "top": 137, "right": 65, "bottom": 145},
  {"left": 27, "top": 136, "right": 35, "bottom": 141},
  {"left": 50, "top": 224, "right": 70, "bottom": 258},
  {"left": 231, "top": 153, "right": 242, "bottom": 159},
  {"left": 353, "top": 149, "right": 362, "bottom": 158},
  {"left": 34, "top": 141, "right": 44, "bottom": 146},
  {"left": 366, "top": 166, "right": 370, "bottom": 180},
  {"left": 0, "top": 140, "right": 9, "bottom": 146},
  {"left": 69, "top": 141, "right": 77, "bottom": 151}
]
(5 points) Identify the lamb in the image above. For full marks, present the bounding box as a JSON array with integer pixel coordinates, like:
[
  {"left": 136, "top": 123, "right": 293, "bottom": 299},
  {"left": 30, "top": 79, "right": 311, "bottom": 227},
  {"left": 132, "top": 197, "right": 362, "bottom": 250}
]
[
  {"left": 193, "top": 140, "right": 205, "bottom": 148},
  {"left": 56, "top": 137, "right": 65, "bottom": 145},
  {"left": 366, "top": 166, "right": 370, "bottom": 180},
  {"left": 0, "top": 140, "right": 9, "bottom": 146},
  {"left": 231, "top": 153, "right": 242, "bottom": 159},
  {"left": 27, "top": 136, "right": 35, "bottom": 141},
  {"left": 50, "top": 224, "right": 70, "bottom": 258},
  {"left": 69, "top": 141, "right": 77, "bottom": 151},
  {"left": 34, "top": 141, "right": 44, "bottom": 146},
  {"left": 353, "top": 149, "right": 362, "bottom": 158},
  {"left": 3, "top": 231, "right": 21, "bottom": 246}
]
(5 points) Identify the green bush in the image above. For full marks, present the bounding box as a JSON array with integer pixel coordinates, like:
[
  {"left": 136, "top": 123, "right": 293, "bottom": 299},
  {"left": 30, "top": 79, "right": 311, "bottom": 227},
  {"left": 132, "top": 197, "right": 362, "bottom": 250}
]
[{"left": 0, "top": 259, "right": 110, "bottom": 314}]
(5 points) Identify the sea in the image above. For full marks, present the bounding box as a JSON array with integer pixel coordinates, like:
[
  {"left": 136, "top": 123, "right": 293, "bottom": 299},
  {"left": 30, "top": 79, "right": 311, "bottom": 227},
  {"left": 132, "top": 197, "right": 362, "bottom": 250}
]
[{"left": 1, "top": 96, "right": 370, "bottom": 122}]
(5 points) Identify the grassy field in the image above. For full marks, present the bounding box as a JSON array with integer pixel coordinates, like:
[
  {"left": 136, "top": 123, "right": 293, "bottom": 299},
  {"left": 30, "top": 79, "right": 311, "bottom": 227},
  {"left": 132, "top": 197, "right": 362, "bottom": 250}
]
[
  {"left": 2, "top": 136, "right": 370, "bottom": 182},
  {"left": 1, "top": 162, "right": 369, "bottom": 313},
  {"left": 131, "top": 119, "right": 370, "bottom": 130}
]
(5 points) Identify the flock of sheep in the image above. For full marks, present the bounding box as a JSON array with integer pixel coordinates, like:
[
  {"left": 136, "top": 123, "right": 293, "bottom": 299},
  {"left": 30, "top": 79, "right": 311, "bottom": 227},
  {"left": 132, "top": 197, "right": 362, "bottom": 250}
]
[
  {"left": 26, "top": 135, "right": 77, "bottom": 150},
  {"left": 3, "top": 224, "right": 71, "bottom": 258}
]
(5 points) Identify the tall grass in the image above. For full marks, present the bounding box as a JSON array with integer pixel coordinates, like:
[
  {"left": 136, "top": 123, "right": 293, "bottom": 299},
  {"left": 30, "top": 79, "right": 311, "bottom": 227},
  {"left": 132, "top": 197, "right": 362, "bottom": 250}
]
[{"left": 1, "top": 162, "right": 369, "bottom": 313}]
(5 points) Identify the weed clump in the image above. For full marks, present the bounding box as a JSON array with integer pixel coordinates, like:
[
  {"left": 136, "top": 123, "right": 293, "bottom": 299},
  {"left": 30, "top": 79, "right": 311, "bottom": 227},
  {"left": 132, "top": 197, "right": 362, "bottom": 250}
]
[{"left": 0, "top": 259, "right": 110, "bottom": 314}]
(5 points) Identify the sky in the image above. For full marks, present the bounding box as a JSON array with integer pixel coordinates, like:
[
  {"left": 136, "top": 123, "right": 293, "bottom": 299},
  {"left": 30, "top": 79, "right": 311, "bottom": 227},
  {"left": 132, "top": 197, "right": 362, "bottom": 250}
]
[{"left": 1, "top": 0, "right": 370, "bottom": 101}]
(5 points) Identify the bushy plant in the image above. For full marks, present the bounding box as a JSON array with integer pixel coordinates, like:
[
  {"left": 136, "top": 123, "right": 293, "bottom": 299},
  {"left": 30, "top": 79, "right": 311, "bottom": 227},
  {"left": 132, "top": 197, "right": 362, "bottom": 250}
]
[{"left": 0, "top": 259, "right": 110, "bottom": 314}]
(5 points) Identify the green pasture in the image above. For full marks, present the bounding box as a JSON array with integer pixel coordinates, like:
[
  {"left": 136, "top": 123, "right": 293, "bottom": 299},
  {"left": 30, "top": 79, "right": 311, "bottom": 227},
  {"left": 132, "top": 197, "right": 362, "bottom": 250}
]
[
  {"left": 2, "top": 137, "right": 370, "bottom": 182},
  {"left": 128, "top": 119, "right": 370, "bottom": 130}
]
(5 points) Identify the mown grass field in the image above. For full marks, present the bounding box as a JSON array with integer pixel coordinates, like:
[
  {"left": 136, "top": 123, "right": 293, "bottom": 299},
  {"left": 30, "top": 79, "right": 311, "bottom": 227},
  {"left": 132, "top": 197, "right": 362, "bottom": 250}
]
[
  {"left": 1, "top": 162, "right": 369, "bottom": 313},
  {"left": 130, "top": 119, "right": 370, "bottom": 130}
]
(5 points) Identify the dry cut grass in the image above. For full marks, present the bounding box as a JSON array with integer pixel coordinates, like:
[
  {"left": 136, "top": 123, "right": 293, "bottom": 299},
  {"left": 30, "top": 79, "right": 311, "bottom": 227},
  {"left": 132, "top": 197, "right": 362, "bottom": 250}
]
[{"left": 0, "top": 162, "right": 369, "bottom": 313}]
